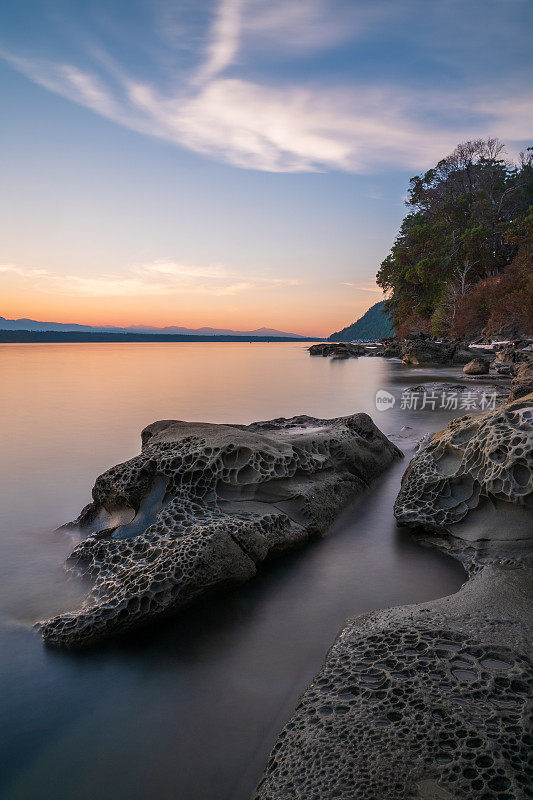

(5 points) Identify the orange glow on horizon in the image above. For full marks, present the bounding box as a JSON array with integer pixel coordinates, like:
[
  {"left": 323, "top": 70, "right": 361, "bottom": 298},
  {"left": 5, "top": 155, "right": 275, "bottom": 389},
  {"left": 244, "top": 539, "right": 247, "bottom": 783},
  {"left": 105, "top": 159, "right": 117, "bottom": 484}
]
[{"left": 1, "top": 283, "right": 384, "bottom": 339}]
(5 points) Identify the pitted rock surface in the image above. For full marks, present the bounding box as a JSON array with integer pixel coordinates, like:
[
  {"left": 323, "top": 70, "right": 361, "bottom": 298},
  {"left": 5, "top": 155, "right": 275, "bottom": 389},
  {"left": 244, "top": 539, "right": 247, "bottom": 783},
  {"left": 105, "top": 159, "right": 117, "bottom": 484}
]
[
  {"left": 255, "top": 397, "right": 532, "bottom": 800},
  {"left": 394, "top": 393, "right": 533, "bottom": 566},
  {"left": 254, "top": 567, "right": 533, "bottom": 800},
  {"left": 39, "top": 413, "right": 401, "bottom": 647}
]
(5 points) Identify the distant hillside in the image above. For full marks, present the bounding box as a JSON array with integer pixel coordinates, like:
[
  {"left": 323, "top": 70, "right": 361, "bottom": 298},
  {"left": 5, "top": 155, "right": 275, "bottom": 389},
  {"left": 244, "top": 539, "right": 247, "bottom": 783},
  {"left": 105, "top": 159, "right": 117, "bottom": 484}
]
[
  {"left": 0, "top": 316, "right": 308, "bottom": 339},
  {"left": 329, "top": 301, "right": 393, "bottom": 341}
]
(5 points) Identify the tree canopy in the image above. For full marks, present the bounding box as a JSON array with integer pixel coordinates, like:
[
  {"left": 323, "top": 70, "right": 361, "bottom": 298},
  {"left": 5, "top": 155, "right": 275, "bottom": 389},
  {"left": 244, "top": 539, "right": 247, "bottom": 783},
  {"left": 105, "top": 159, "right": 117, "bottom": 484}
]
[{"left": 376, "top": 139, "right": 533, "bottom": 337}]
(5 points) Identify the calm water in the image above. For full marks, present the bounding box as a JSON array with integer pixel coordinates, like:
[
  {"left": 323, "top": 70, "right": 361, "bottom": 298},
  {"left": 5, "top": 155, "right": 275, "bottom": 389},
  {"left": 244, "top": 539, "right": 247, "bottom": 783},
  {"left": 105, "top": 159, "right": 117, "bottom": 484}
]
[{"left": 0, "top": 342, "right": 470, "bottom": 800}]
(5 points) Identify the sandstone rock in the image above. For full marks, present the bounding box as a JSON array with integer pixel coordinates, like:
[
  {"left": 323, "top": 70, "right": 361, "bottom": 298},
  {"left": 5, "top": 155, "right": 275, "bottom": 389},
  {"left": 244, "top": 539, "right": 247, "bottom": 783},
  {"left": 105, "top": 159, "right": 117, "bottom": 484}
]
[
  {"left": 39, "top": 413, "right": 402, "bottom": 647},
  {"left": 463, "top": 358, "right": 489, "bottom": 375},
  {"left": 394, "top": 393, "right": 533, "bottom": 565},
  {"left": 255, "top": 396, "right": 533, "bottom": 800},
  {"left": 450, "top": 345, "right": 477, "bottom": 365},
  {"left": 491, "top": 361, "right": 512, "bottom": 375},
  {"left": 310, "top": 339, "right": 402, "bottom": 360},
  {"left": 510, "top": 362, "right": 533, "bottom": 401},
  {"left": 361, "top": 344, "right": 384, "bottom": 357},
  {"left": 308, "top": 342, "right": 336, "bottom": 356},
  {"left": 254, "top": 566, "right": 532, "bottom": 800}
]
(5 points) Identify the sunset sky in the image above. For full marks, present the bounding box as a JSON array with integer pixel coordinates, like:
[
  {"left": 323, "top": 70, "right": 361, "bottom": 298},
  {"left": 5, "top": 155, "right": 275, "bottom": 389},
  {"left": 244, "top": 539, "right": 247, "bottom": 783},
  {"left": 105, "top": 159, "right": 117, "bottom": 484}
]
[{"left": 1, "top": 0, "right": 531, "bottom": 336}]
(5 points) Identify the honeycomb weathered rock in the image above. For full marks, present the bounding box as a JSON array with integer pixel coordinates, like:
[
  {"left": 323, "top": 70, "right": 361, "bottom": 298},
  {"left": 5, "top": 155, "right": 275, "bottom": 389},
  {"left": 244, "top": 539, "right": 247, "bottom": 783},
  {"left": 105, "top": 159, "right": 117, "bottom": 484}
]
[
  {"left": 254, "top": 566, "right": 533, "bottom": 800},
  {"left": 255, "top": 395, "right": 533, "bottom": 800},
  {"left": 39, "top": 413, "right": 402, "bottom": 648},
  {"left": 394, "top": 393, "right": 533, "bottom": 567}
]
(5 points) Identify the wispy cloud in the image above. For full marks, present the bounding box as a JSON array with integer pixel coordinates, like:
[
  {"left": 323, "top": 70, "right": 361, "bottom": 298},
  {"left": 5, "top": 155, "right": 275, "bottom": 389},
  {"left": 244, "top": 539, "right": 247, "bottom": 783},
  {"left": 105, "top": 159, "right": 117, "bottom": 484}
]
[
  {"left": 0, "top": 264, "right": 54, "bottom": 279},
  {"left": 0, "top": 260, "right": 298, "bottom": 297},
  {"left": 194, "top": 0, "right": 245, "bottom": 85},
  {"left": 241, "top": 0, "right": 380, "bottom": 53},
  {"left": 342, "top": 281, "right": 382, "bottom": 293},
  {"left": 1, "top": 0, "right": 531, "bottom": 173}
]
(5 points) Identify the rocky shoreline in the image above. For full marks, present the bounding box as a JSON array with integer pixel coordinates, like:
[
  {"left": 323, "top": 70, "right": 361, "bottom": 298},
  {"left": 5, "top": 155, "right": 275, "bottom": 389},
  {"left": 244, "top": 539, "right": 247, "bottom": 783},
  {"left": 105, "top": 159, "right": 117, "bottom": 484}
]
[
  {"left": 310, "top": 334, "right": 533, "bottom": 402},
  {"left": 255, "top": 393, "right": 533, "bottom": 799},
  {"left": 37, "top": 342, "right": 532, "bottom": 797}
]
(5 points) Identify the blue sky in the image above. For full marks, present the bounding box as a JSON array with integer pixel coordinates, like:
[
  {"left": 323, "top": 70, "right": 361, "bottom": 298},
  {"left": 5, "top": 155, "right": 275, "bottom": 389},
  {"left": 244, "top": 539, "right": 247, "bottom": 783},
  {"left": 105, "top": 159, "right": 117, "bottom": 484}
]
[{"left": 0, "top": 0, "right": 531, "bottom": 335}]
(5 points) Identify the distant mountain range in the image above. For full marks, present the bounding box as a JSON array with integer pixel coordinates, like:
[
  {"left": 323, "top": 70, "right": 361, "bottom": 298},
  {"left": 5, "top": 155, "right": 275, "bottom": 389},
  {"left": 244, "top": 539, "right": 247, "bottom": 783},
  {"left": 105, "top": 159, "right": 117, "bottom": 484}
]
[
  {"left": 0, "top": 316, "right": 308, "bottom": 339},
  {"left": 328, "top": 301, "right": 393, "bottom": 341}
]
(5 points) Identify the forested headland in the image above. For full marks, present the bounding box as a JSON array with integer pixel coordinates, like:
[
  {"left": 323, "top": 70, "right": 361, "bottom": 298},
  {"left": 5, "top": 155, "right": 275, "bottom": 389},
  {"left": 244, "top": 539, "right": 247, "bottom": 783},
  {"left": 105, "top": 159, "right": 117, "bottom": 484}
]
[{"left": 376, "top": 139, "right": 533, "bottom": 339}]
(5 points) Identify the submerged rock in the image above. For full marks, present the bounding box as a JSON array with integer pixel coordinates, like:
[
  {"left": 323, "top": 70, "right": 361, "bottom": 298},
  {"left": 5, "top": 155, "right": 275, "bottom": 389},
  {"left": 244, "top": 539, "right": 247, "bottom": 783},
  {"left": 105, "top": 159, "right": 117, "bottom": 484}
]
[
  {"left": 255, "top": 394, "right": 532, "bottom": 800},
  {"left": 40, "top": 413, "right": 402, "bottom": 647}
]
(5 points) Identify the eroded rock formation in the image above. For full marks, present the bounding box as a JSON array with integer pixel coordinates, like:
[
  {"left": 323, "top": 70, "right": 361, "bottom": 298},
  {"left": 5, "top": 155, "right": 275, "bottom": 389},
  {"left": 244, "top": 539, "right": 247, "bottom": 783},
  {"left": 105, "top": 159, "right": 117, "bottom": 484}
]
[
  {"left": 255, "top": 566, "right": 532, "bottom": 800},
  {"left": 39, "top": 413, "right": 402, "bottom": 648},
  {"left": 394, "top": 393, "right": 533, "bottom": 566},
  {"left": 255, "top": 394, "right": 532, "bottom": 800}
]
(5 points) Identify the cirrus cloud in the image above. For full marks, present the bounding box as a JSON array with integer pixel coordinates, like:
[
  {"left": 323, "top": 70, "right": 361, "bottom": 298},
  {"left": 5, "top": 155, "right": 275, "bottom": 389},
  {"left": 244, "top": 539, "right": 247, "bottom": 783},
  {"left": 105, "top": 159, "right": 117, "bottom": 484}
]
[
  {"left": 0, "top": 260, "right": 299, "bottom": 297},
  {"left": 1, "top": 0, "right": 531, "bottom": 174}
]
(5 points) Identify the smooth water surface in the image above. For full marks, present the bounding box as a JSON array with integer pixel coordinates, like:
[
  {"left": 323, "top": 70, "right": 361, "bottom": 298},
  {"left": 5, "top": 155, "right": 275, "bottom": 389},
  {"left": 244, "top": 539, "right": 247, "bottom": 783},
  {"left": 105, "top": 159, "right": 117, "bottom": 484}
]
[{"left": 0, "top": 343, "right": 470, "bottom": 800}]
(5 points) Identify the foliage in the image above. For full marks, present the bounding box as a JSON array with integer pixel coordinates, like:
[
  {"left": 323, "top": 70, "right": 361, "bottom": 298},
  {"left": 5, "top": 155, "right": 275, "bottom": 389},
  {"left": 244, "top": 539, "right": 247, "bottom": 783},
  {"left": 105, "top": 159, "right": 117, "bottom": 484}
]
[
  {"left": 376, "top": 139, "right": 533, "bottom": 336},
  {"left": 329, "top": 301, "right": 393, "bottom": 341},
  {"left": 454, "top": 206, "right": 533, "bottom": 338}
]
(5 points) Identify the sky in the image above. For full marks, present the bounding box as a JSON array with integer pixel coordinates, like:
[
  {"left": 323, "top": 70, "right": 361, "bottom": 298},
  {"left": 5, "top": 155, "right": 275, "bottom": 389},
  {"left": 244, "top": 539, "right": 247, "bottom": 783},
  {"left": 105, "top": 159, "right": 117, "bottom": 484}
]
[{"left": 0, "top": 0, "right": 531, "bottom": 337}]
